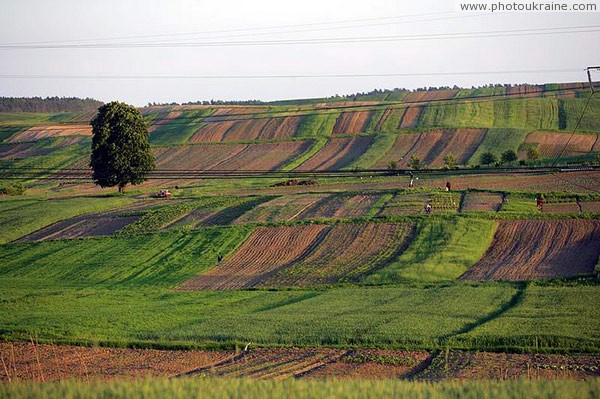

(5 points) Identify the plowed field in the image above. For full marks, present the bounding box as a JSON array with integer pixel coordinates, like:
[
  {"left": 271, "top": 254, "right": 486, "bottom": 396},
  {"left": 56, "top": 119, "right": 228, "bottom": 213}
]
[
  {"left": 523, "top": 131, "right": 597, "bottom": 158},
  {"left": 304, "top": 350, "right": 430, "bottom": 379},
  {"left": 8, "top": 124, "right": 91, "bottom": 142},
  {"left": 0, "top": 342, "right": 233, "bottom": 382},
  {"left": 295, "top": 193, "right": 380, "bottom": 219},
  {"left": 155, "top": 141, "right": 311, "bottom": 171},
  {"left": 505, "top": 84, "right": 544, "bottom": 97},
  {"left": 372, "top": 134, "right": 420, "bottom": 168},
  {"left": 178, "top": 225, "right": 330, "bottom": 290},
  {"left": 190, "top": 116, "right": 303, "bottom": 142},
  {"left": 332, "top": 111, "right": 372, "bottom": 134},
  {"left": 461, "top": 220, "right": 600, "bottom": 281},
  {"left": 16, "top": 202, "right": 157, "bottom": 242},
  {"left": 402, "top": 129, "right": 486, "bottom": 168},
  {"left": 186, "top": 349, "right": 345, "bottom": 380},
  {"left": 399, "top": 106, "right": 422, "bottom": 128},
  {"left": 234, "top": 193, "right": 329, "bottom": 223},
  {"left": 542, "top": 203, "right": 581, "bottom": 213},
  {"left": 581, "top": 201, "right": 600, "bottom": 212},
  {"left": 260, "top": 223, "right": 415, "bottom": 287},
  {"left": 403, "top": 89, "right": 459, "bottom": 102},
  {"left": 461, "top": 192, "right": 504, "bottom": 212},
  {"left": 414, "top": 351, "right": 600, "bottom": 381},
  {"left": 0, "top": 143, "right": 53, "bottom": 160},
  {"left": 294, "top": 137, "right": 373, "bottom": 171}
]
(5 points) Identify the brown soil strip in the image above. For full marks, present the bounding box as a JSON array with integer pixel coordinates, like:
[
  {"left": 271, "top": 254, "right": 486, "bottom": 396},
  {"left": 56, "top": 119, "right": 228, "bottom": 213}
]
[
  {"left": 413, "top": 351, "right": 600, "bottom": 381},
  {"left": 295, "top": 137, "right": 373, "bottom": 171},
  {"left": 373, "top": 134, "right": 420, "bottom": 169},
  {"left": 524, "top": 131, "right": 596, "bottom": 158},
  {"left": 398, "top": 106, "right": 422, "bottom": 128},
  {"left": 332, "top": 111, "right": 372, "bottom": 134},
  {"left": 304, "top": 350, "right": 430, "bottom": 379},
  {"left": 0, "top": 143, "right": 52, "bottom": 160},
  {"left": 461, "top": 220, "right": 600, "bottom": 281},
  {"left": 16, "top": 201, "right": 159, "bottom": 242},
  {"left": 154, "top": 142, "right": 311, "bottom": 172},
  {"left": 542, "top": 203, "right": 581, "bottom": 213},
  {"left": 9, "top": 125, "right": 92, "bottom": 143},
  {"left": 580, "top": 201, "right": 600, "bottom": 212},
  {"left": 506, "top": 84, "right": 544, "bottom": 97},
  {"left": 233, "top": 194, "right": 328, "bottom": 223},
  {"left": 461, "top": 192, "right": 504, "bottom": 212},
  {"left": 177, "top": 225, "right": 331, "bottom": 290},
  {"left": 185, "top": 348, "right": 346, "bottom": 380},
  {"left": 403, "top": 89, "right": 459, "bottom": 102},
  {"left": 260, "top": 223, "right": 415, "bottom": 287},
  {"left": 296, "top": 193, "right": 380, "bottom": 219},
  {"left": 397, "top": 129, "right": 486, "bottom": 168},
  {"left": 189, "top": 121, "right": 237, "bottom": 142},
  {"left": 0, "top": 342, "right": 233, "bottom": 382}
]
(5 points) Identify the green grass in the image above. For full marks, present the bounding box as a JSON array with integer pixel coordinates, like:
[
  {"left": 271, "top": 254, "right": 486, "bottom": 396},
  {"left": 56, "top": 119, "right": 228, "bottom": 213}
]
[
  {"left": 363, "top": 218, "right": 496, "bottom": 284},
  {"left": 417, "top": 98, "right": 567, "bottom": 130},
  {"left": 377, "top": 108, "right": 405, "bottom": 132},
  {"left": 560, "top": 98, "right": 600, "bottom": 132},
  {"left": 455, "top": 87, "right": 506, "bottom": 98},
  {"left": 0, "top": 282, "right": 517, "bottom": 348},
  {"left": 148, "top": 109, "right": 215, "bottom": 145},
  {"left": 282, "top": 138, "right": 327, "bottom": 171},
  {"left": 0, "top": 227, "right": 251, "bottom": 288},
  {"left": 0, "top": 140, "right": 90, "bottom": 185},
  {"left": 346, "top": 134, "right": 397, "bottom": 169},
  {"left": 457, "top": 284, "right": 600, "bottom": 351},
  {"left": 2, "top": 378, "right": 598, "bottom": 399},
  {"left": 468, "top": 128, "right": 531, "bottom": 165},
  {"left": 500, "top": 193, "right": 538, "bottom": 213},
  {"left": 116, "top": 199, "right": 224, "bottom": 235},
  {"left": 294, "top": 113, "right": 338, "bottom": 137},
  {"left": 0, "top": 196, "right": 133, "bottom": 244}
]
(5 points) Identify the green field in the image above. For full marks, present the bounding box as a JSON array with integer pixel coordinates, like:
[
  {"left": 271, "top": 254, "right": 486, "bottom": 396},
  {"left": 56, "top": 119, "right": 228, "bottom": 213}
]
[
  {"left": 0, "top": 196, "right": 133, "bottom": 244},
  {"left": 2, "top": 378, "right": 597, "bottom": 399},
  {"left": 364, "top": 218, "right": 496, "bottom": 284}
]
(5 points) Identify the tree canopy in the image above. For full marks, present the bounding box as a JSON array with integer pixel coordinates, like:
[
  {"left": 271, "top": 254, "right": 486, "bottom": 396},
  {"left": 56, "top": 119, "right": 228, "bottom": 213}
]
[
  {"left": 90, "top": 102, "right": 155, "bottom": 192},
  {"left": 479, "top": 151, "right": 497, "bottom": 166}
]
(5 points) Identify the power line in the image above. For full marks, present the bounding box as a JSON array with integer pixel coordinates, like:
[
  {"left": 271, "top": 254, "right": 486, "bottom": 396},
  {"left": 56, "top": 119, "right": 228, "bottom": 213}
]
[
  {"left": 0, "top": 68, "right": 582, "bottom": 80},
  {"left": 2, "top": 25, "right": 598, "bottom": 49},
  {"left": 551, "top": 91, "right": 597, "bottom": 166},
  {"left": 0, "top": 11, "right": 459, "bottom": 46},
  {"left": 0, "top": 12, "right": 491, "bottom": 46}
]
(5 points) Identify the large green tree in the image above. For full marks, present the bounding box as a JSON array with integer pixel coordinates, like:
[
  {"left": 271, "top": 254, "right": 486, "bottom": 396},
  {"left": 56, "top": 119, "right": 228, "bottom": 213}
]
[{"left": 90, "top": 101, "right": 155, "bottom": 192}]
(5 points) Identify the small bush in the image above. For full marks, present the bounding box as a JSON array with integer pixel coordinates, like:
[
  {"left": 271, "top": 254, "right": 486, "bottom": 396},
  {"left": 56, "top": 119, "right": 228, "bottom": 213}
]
[{"left": 0, "top": 182, "right": 25, "bottom": 196}]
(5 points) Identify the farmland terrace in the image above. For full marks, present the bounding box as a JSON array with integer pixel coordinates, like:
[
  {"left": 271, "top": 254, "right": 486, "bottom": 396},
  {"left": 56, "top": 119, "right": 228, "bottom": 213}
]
[{"left": 0, "top": 84, "right": 600, "bottom": 384}]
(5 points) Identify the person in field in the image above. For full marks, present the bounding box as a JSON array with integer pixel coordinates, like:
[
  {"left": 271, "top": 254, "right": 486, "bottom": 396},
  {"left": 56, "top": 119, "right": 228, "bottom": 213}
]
[
  {"left": 536, "top": 194, "right": 545, "bottom": 211},
  {"left": 445, "top": 181, "right": 451, "bottom": 191},
  {"left": 425, "top": 203, "right": 432, "bottom": 215}
]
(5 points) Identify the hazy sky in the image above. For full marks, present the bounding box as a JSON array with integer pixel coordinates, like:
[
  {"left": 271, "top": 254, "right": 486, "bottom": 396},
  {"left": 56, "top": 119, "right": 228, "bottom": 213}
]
[{"left": 1, "top": 0, "right": 599, "bottom": 105}]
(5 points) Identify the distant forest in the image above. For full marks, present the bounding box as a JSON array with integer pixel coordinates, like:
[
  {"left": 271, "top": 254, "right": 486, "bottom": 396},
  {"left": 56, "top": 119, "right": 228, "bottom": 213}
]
[{"left": 0, "top": 97, "right": 104, "bottom": 113}]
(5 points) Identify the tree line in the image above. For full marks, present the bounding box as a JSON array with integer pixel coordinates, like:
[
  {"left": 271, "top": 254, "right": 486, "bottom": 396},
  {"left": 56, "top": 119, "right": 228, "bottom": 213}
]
[{"left": 0, "top": 97, "right": 103, "bottom": 113}]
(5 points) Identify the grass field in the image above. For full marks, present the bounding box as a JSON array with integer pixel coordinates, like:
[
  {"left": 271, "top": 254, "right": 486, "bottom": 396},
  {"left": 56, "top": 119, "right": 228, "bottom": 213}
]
[
  {"left": 2, "top": 378, "right": 598, "bottom": 399},
  {"left": 0, "top": 196, "right": 133, "bottom": 244},
  {"left": 468, "top": 128, "right": 531, "bottom": 165},
  {"left": 363, "top": 218, "right": 496, "bottom": 284}
]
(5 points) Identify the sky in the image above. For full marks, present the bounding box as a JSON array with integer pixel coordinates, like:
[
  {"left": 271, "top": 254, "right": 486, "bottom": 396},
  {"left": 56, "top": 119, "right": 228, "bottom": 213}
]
[{"left": 0, "top": 0, "right": 599, "bottom": 105}]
